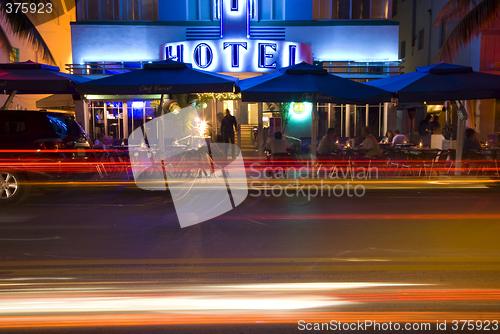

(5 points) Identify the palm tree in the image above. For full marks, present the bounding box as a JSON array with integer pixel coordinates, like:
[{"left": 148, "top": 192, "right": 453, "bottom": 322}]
[
  {"left": 0, "top": 0, "right": 58, "bottom": 64},
  {"left": 435, "top": 0, "right": 500, "bottom": 63}
]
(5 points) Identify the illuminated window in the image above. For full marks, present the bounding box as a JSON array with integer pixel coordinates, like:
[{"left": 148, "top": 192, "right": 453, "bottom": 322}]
[
  {"left": 188, "top": 0, "right": 213, "bottom": 21},
  {"left": 439, "top": 21, "right": 448, "bottom": 48},
  {"left": 371, "top": 0, "right": 388, "bottom": 19},
  {"left": 259, "top": 0, "right": 284, "bottom": 20},
  {"left": 314, "top": 0, "right": 389, "bottom": 20},
  {"left": 418, "top": 29, "right": 424, "bottom": 50},
  {"left": 9, "top": 47, "right": 19, "bottom": 63},
  {"left": 352, "top": 0, "right": 370, "bottom": 19},
  {"left": 332, "top": 0, "right": 350, "bottom": 19},
  {"left": 77, "top": 0, "right": 158, "bottom": 21}
]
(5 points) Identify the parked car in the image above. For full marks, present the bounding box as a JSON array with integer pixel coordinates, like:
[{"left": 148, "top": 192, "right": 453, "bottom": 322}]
[{"left": 0, "top": 110, "right": 94, "bottom": 204}]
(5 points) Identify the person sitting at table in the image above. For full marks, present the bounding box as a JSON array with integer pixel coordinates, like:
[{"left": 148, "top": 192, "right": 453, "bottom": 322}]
[
  {"left": 317, "top": 127, "right": 339, "bottom": 156},
  {"left": 464, "top": 128, "right": 481, "bottom": 154},
  {"left": 94, "top": 134, "right": 104, "bottom": 149},
  {"left": 358, "top": 126, "right": 382, "bottom": 157},
  {"left": 392, "top": 130, "right": 409, "bottom": 146},
  {"left": 264, "top": 131, "right": 294, "bottom": 155},
  {"left": 380, "top": 130, "right": 395, "bottom": 144},
  {"left": 380, "top": 130, "right": 394, "bottom": 144}
]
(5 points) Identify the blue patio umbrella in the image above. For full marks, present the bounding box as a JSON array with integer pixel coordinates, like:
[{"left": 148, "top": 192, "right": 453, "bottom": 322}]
[
  {"left": 239, "top": 62, "right": 392, "bottom": 104},
  {"left": 0, "top": 61, "right": 91, "bottom": 94},
  {"left": 240, "top": 62, "right": 392, "bottom": 156},
  {"left": 366, "top": 62, "right": 500, "bottom": 175},
  {"left": 365, "top": 62, "right": 500, "bottom": 103},
  {"left": 78, "top": 60, "right": 239, "bottom": 95}
]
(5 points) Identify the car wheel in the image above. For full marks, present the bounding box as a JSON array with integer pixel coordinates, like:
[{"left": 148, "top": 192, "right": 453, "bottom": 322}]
[{"left": 0, "top": 172, "right": 31, "bottom": 205}]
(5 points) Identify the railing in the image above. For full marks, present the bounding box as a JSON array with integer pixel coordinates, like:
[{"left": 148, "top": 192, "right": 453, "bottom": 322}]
[
  {"left": 283, "top": 134, "right": 302, "bottom": 155},
  {"left": 66, "top": 63, "right": 147, "bottom": 75},
  {"left": 318, "top": 61, "right": 404, "bottom": 77}
]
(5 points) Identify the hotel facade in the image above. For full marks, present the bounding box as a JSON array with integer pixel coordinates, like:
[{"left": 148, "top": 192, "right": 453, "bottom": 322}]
[{"left": 69, "top": 0, "right": 400, "bottom": 146}]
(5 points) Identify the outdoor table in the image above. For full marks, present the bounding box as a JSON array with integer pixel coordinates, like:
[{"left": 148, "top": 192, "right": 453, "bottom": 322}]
[
  {"left": 394, "top": 143, "right": 414, "bottom": 148},
  {"left": 341, "top": 147, "right": 368, "bottom": 157},
  {"left": 480, "top": 146, "right": 500, "bottom": 158}
]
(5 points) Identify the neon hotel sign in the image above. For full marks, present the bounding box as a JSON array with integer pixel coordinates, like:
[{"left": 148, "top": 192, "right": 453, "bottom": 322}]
[{"left": 160, "top": 0, "right": 312, "bottom": 73}]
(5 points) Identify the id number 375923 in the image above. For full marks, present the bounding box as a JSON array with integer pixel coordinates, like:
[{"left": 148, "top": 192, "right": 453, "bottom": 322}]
[{"left": 5, "top": 2, "right": 52, "bottom": 14}]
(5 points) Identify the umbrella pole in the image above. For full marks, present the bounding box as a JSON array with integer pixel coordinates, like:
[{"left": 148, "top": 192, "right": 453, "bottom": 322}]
[
  {"left": 257, "top": 102, "right": 264, "bottom": 156},
  {"left": 311, "top": 103, "right": 318, "bottom": 157},
  {"left": 158, "top": 94, "right": 165, "bottom": 115},
  {"left": 454, "top": 100, "right": 468, "bottom": 176},
  {"left": 1, "top": 90, "right": 17, "bottom": 110}
]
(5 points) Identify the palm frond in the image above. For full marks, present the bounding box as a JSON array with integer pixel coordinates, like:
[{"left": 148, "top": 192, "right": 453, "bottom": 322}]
[
  {"left": 434, "top": 0, "right": 476, "bottom": 26},
  {"left": 437, "top": 0, "right": 500, "bottom": 62},
  {"left": 0, "top": 27, "right": 13, "bottom": 56},
  {"left": 0, "top": 0, "right": 56, "bottom": 65}
]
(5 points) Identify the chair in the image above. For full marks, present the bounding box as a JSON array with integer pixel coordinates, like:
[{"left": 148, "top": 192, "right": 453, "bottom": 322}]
[
  {"left": 463, "top": 150, "right": 483, "bottom": 175},
  {"left": 390, "top": 148, "right": 412, "bottom": 177},
  {"left": 316, "top": 150, "right": 344, "bottom": 178},
  {"left": 420, "top": 149, "right": 441, "bottom": 177},
  {"left": 266, "top": 152, "right": 293, "bottom": 178},
  {"left": 428, "top": 150, "right": 449, "bottom": 178}
]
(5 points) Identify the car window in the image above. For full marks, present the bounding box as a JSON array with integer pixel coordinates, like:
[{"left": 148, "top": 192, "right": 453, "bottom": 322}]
[
  {"left": 0, "top": 115, "right": 27, "bottom": 134},
  {"left": 46, "top": 115, "right": 83, "bottom": 138}
]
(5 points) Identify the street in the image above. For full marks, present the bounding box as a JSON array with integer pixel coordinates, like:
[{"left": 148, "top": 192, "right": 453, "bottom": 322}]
[{"left": 0, "top": 183, "right": 500, "bottom": 332}]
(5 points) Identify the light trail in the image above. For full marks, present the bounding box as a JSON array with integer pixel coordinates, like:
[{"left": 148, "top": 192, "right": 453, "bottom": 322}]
[{"left": 0, "top": 283, "right": 498, "bottom": 328}]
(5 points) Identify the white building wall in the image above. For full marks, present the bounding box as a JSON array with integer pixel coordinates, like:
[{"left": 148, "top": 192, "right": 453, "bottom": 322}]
[
  {"left": 71, "top": 23, "right": 399, "bottom": 64},
  {"left": 71, "top": 25, "right": 186, "bottom": 63},
  {"left": 286, "top": 25, "right": 399, "bottom": 61}
]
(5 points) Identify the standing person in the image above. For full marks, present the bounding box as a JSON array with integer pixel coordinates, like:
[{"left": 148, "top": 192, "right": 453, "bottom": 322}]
[
  {"left": 430, "top": 115, "right": 441, "bottom": 133},
  {"left": 220, "top": 109, "right": 238, "bottom": 158},
  {"left": 358, "top": 126, "right": 382, "bottom": 157},
  {"left": 418, "top": 114, "right": 432, "bottom": 147},
  {"left": 317, "top": 127, "right": 339, "bottom": 156},
  {"left": 94, "top": 134, "right": 104, "bottom": 149}
]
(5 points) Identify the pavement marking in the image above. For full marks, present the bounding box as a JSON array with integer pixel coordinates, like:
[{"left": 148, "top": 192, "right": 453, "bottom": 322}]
[
  {"left": 0, "top": 216, "right": 34, "bottom": 223},
  {"left": 1, "top": 257, "right": 500, "bottom": 267},
  {"left": 0, "top": 237, "right": 60, "bottom": 241},
  {"left": 26, "top": 204, "right": 145, "bottom": 207},
  {"left": 2, "top": 264, "right": 498, "bottom": 276},
  {"left": 234, "top": 214, "right": 500, "bottom": 220},
  {"left": 1, "top": 257, "right": 500, "bottom": 276},
  {"left": 245, "top": 219, "right": 268, "bottom": 226}
]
